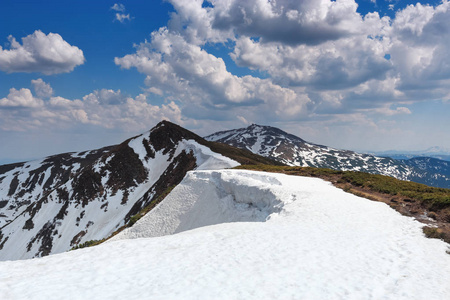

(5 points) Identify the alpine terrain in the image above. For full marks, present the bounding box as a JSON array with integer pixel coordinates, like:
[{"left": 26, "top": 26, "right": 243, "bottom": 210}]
[
  {"left": 0, "top": 121, "right": 273, "bottom": 261},
  {"left": 1, "top": 170, "right": 449, "bottom": 299},
  {"left": 205, "top": 124, "right": 450, "bottom": 188}
]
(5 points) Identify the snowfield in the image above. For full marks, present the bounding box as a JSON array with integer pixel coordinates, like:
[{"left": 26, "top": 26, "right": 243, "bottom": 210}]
[{"left": 1, "top": 170, "right": 450, "bottom": 299}]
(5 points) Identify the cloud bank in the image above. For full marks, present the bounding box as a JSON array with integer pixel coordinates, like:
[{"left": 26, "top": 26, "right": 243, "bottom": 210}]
[
  {"left": 0, "top": 79, "right": 182, "bottom": 133},
  {"left": 113, "top": 0, "right": 450, "bottom": 145},
  {"left": 1, "top": 0, "right": 450, "bottom": 156}
]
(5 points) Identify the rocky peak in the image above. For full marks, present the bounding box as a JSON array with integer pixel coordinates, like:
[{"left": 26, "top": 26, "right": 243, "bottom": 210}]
[
  {"left": 0, "top": 121, "right": 243, "bottom": 261},
  {"left": 148, "top": 121, "right": 203, "bottom": 152}
]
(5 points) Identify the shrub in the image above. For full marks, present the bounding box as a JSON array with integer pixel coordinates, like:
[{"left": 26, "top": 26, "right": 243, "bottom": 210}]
[
  {"left": 128, "top": 214, "right": 142, "bottom": 227},
  {"left": 428, "top": 212, "right": 438, "bottom": 220},
  {"left": 423, "top": 227, "right": 446, "bottom": 240},
  {"left": 71, "top": 239, "right": 101, "bottom": 250}
]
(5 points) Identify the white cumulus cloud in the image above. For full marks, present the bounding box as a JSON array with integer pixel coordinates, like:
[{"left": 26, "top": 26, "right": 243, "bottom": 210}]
[
  {"left": 32, "top": 78, "right": 53, "bottom": 98},
  {"left": 0, "top": 80, "right": 184, "bottom": 134},
  {"left": 3, "top": 0, "right": 450, "bottom": 155},
  {"left": 0, "top": 88, "right": 43, "bottom": 108},
  {"left": 0, "top": 30, "right": 85, "bottom": 75},
  {"left": 209, "top": 0, "right": 363, "bottom": 46},
  {"left": 115, "top": 28, "right": 310, "bottom": 122}
]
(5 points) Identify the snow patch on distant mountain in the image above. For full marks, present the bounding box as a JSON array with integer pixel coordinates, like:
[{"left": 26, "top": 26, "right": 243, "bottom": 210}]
[{"left": 2, "top": 170, "right": 449, "bottom": 299}]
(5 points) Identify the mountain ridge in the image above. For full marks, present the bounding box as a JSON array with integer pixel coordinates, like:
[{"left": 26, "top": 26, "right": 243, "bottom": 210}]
[
  {"left": 0, "top": 121, "right": 276, "bottom": 260},
  {"left": 205, "top": 124, "right": 450, "bottom": 189},
  {"left": 371, "top": 146, "right": 450, "bottom": 161}
]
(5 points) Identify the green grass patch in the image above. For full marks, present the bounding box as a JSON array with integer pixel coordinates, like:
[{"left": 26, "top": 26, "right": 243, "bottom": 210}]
[{"left": 423, "top": 227, "right": 446, "bottom": 240}]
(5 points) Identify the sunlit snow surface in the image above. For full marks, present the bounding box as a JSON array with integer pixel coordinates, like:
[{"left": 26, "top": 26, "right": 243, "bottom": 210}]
[{"left": 1, "top": 170, "right": 450, "bottom": 299}]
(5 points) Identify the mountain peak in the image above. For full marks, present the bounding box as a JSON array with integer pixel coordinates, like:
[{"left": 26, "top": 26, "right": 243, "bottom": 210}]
[
  {"left": 247, "top": 123, "right": 264, "bottom": 129},
  {"left": 205, "top": 123, "right": 306, "bottom": 148},
  {"left": 147, "top": 120, "right": 203, "bottom": 151},
  {"left": 246, "top": 123, "right": 275, "bottom": 130},
  {"left": 0, "top": 121, "right": 241, "bottom": 260},
  {"left": 206, "top": 124, "right": 450, "bottom": 189}
]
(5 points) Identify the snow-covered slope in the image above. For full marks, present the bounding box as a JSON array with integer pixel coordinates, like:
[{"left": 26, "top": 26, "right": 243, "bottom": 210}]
[
  {"left": 205, "top": 124, "right": 450, "bottom": 188},
  {"left": 0, "top": 148, "right": 111, "bottom": 228},
  {"left": 0, "top": 121, "right": 239, "bottom": 261},
  {"left": 2, "top": 170, "right": 449, "bottom": 299},
  {"left": 401, "top": 157, "right": 450, "bottom": 188}
]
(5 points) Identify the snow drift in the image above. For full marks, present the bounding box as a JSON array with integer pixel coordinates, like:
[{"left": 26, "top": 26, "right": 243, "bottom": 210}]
[
  {"left": 1, "top": 170, "right": 450, "bottom": 299},
  {"left": 110, "top": 171, "right": 284, "bottom": 241}
]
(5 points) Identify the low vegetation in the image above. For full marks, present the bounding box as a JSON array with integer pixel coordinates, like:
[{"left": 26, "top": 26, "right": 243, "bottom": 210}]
[
  {"left": 339, "top": 172, "right": 450, "bottom": 211},
  {"left": 423, "top": 227, "right": 446, "bottom": 240},
  {"left": 70, "top": 239, "right": 102, "bottom": 250}
]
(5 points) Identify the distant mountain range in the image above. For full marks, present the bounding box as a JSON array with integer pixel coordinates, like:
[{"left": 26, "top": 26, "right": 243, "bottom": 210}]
[
  {"left": 0, "top": 121, "right": 275, "bottom": 261},
  {"left": 205, "top": 124, "right": 450, "bottom": 189},
  {"left": 372, "top": 147, "right": 450, "bottom": 162}
]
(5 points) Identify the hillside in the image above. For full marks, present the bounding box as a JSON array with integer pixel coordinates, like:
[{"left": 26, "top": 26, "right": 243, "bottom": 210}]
[
  {"left": 0, "top": 121, "right": 274, "bottom": 261},
  {"left": 1, "top": 170, "right": 449, "bottom": 299},
  {"left": 401, "top": 157, "right": 450, "bottom": 188}
]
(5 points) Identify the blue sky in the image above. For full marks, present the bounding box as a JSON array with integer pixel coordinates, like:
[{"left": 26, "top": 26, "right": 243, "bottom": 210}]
[
  {"left": 0, "top": 0, "right": 173, "bottom": 99},
  {"left": 1, "top": 0, "right": 449, "bottom": 163}
]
